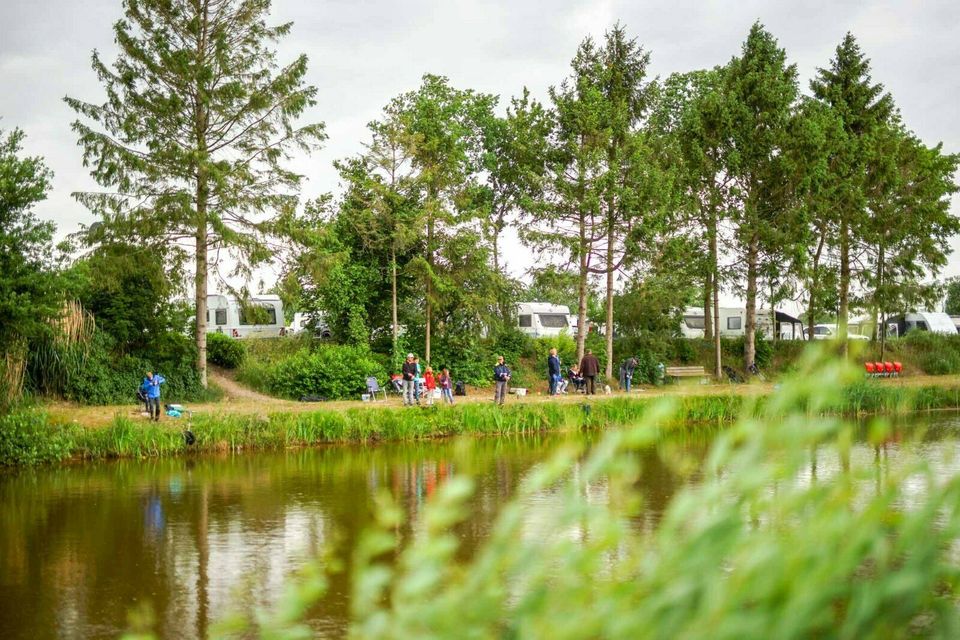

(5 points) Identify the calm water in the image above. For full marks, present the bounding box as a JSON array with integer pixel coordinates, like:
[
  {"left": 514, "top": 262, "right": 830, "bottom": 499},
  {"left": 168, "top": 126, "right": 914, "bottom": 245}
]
[{"left": 2, "top": 415, "right": 960, "bottom": 639}]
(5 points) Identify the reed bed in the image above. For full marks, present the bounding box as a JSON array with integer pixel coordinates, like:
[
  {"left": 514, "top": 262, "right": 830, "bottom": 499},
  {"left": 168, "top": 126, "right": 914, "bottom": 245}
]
[{"left": 4, "top": 380, "right": 960, "bottom": 466}]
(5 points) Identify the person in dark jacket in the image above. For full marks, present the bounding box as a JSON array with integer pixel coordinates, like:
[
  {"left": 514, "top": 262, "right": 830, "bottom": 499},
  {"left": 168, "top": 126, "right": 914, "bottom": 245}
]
[
  {"left": 578, "top": 350, "right": 600, "bottom": 395},
  {"left": 401, "top": 353, "right": 418, "bottom": 406},
  {"left": 547, "top": 348, "right": 562, "bottom": 396},
  {"left": 620, "top": 356, "right": 638, "bottom": 392},
  {"left": 493, "top": 355, "right": 511, "bottom": 406}
]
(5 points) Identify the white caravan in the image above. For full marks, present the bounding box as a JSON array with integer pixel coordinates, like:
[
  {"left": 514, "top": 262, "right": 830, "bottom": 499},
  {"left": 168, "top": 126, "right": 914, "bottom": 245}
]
[
  {"left": 517, "top": 302, "right": 573, "bottom": 338},
  {"left": 206, "top": 294, "right": 285, "bottom": 338},
  {"left": 681, "top": 307, "right": 801, "bottom": 340},
  {"left": 887, "top": 311, "right": 957, "bottom": 337},
  {"left": 288, "top": 312, "right": 332, "bottom": 339}
]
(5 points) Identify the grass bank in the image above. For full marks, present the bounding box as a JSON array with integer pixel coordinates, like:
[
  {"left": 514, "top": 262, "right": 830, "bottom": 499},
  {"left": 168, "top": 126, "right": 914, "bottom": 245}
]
[{"left": 6, "top": 378, "right": 960, "bottom": 467}]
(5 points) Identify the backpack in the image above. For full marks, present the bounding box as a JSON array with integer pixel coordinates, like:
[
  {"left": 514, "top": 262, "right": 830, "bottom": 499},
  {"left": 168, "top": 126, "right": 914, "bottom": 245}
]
[{"left": 454, "top": 380, "right": 466, "bottom": 396}]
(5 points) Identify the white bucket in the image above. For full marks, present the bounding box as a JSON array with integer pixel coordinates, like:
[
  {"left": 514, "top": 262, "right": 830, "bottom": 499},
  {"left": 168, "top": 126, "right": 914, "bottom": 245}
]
[
  {"left": 361, "top": 393, "right": 371, "bottom": 402},
  {"left": 513, "top": 388, "right": 527, "bottom": 397}
]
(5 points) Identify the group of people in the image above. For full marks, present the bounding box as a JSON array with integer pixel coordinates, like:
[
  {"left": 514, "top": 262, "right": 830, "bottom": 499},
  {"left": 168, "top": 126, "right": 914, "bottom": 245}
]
[
  {"left": 548, "top": 349, "right": 639, "bottom": 396},
  {"left": 398, "top": 353, "right": 455, "bottom": 407},
  {"left": 394, "top": 348, "right": 642, "bottom": 408}
]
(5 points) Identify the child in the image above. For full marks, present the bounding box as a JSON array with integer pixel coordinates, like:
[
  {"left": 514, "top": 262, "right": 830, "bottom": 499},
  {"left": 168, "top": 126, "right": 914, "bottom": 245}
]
[
  {"left": 439, "top": 368, "right": 454, "bottom": 405},
  {"left": 423, "top": 367, "right": 437, "bottom": 406}
]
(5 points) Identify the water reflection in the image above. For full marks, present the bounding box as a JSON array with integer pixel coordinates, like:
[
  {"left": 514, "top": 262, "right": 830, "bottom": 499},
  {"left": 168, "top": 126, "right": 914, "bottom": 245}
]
[{"left": 0, "top": 415, "right": 957, "bottom": 639}]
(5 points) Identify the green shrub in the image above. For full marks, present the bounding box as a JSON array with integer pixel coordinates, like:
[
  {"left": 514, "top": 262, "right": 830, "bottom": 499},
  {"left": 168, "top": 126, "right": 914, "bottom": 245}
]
[
  {"left": 207, "top": 332, "right": 246, "bottom": 369},
  {"left": 0, "top": 409, "right": 74, "bottom": 465},
  {"left": 263, "top": 345, "right": 387, "bottom": 400},
  {"left": 50, "top": 330, "right": 206, "bottom": 405}
]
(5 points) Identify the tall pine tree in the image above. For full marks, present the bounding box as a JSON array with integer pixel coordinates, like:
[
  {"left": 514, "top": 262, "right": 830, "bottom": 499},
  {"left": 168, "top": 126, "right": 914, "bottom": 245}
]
[{"left": 66, "top": 0, "right": 325, "bottom": 386}]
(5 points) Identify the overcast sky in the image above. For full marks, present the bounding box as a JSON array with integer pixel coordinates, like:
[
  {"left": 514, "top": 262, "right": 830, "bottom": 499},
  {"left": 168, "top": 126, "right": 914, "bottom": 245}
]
[{"left": 2, "top": 0, "right": 958, "bottom": 295}]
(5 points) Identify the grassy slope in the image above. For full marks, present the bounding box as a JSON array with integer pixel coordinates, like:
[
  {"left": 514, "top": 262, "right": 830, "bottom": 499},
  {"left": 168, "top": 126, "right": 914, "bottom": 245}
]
[{"left": 6, "top": 373, "right": 959, "bottom": 467}]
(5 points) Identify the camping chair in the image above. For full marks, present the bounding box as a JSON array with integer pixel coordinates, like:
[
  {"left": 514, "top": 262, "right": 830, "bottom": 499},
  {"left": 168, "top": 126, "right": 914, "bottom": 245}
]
[
  {"left": 874, "top": 362, "right": 887, "bottom": 378},
  {"left": 723, "top": 365, "right": 744, "bottom": 384},
  {"left": 864, "top": 362, "right": 876, "bottom": 378},
  {"left": 893, "top": 361, "right": 903, "bottom": 376},
  {"left": 366, "top": 376, "right": 387, "bottom": 401}
]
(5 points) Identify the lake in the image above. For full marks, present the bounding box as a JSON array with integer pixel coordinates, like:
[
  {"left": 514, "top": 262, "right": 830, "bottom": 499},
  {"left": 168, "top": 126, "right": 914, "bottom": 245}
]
[{"left": 1, "top": 413, "right": 959, "bottom": 639}]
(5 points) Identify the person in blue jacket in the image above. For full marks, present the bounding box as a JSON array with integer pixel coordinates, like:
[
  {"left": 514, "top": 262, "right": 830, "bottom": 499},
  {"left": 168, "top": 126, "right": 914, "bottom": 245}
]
[
  {"left": 142, "top": 371, "right": 166, "bottom": 421},
  {"left": 547, "top": 348, "right": 562, "bottom": 396}
]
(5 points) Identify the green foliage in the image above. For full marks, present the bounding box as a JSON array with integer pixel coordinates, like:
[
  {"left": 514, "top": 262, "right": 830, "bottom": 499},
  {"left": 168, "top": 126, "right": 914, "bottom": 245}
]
[
  {"left": 945, "top": 277, "right": 960, "bottom": 317},
  {"left": 207, "top": 333, "right": 246, "bottom": 369},
  {"left": 901, "top": 331, "right": 960, "bottom": 375},
  {"left": 0, "top": 409, "right": 75, "bottom": 465},
  {"left": 253, "top": 345, "right": 387, "bottom": 400},
  {"left": 40, "top": 329, "right": 206, "bottom": 405}
]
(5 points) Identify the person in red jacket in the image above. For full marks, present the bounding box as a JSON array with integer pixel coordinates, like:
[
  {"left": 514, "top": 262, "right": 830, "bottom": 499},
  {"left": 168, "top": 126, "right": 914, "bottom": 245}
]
[
  {"left": 423, "top": 367, "right": 437, "bottom": 406},
  {"left": 578, "top": 349, "right": 600, "bottom": 395}
]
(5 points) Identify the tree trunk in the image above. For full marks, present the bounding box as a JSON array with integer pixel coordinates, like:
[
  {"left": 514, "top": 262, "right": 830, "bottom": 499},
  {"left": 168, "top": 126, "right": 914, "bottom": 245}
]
[
  {"left": 425, "top": 212, "right": 433, "bottom": 364},
  {"left": 710, "top": 215, "right": 721, "bottom": 378},
  {"left": 838, "top": 218, "right": 850, "bottom": 357},
  {"left": 744, "top": 233, "right": 759, "bottom": 371},
  {"left": 193, "top": 1, "right": 210, "bottom": 388},
  {"left": 391, "top": 245, "right": 398, "bottom": 346},
  {"left": 878, "top": 245, "right": 886, "bottom": 360},
  {"left": 604, "top": 224, "right": 615, "bottom": 380},
  {"left": 703, "top": 270, "right": 713, "bottom": 342},
  {"left": 576, "top": 210, "right": 588, "bottom": 363},
  {"left": 195, "top": 222, "right": 208, "bottom": 388},
  {"left": 807, "top": 237, "right": 823, "bottom": 342}
]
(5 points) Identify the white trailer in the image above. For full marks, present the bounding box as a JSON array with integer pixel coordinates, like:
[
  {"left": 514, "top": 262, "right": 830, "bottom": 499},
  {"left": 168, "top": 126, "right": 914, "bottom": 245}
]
[
  {"left": 206, "top": 294, "right": 286, "bottom": 338},
  {"left": 887, "top": 311, "right": 957, "bottom": 337},
  {"left": 517, "top": 302, "right": 573, "bottom": 338},
  {"left": 681, "top": 307, "right": 795, "bottom": 340}
]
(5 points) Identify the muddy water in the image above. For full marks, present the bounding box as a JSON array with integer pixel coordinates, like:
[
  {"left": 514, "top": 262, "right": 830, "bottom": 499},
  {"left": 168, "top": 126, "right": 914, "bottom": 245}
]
[{"left": 1, "top": 415, "right": 958, "bottom": 639}]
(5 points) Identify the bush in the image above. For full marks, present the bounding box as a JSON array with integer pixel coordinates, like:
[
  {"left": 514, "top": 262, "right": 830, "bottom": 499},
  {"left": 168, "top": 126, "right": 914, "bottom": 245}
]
[
  {"left": 0, "top": 409, "right": 74, "bottom": 465},
  {"left": 262, "top": 345, "right": 387, "bottom": 400},
  {"left": 207, "top": 332, "right": 246, "bottom": 369},
  {"left": 49, "top": 330, "right": 207, "bottom": 405}
]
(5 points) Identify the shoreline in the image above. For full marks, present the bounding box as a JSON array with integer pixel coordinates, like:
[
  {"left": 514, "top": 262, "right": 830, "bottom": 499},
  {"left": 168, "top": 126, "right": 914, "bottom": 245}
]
[{"left": 5, "top": 377, "right": 960, "bottom": 467}]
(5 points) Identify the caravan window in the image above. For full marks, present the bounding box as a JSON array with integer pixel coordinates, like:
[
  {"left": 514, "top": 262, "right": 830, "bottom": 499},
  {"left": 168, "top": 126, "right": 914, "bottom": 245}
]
[
  {"left": 215, "top": 309, "right": 227, "bottom": 325},
  {"left": 538, "top": 314, "right": 568, "bottom": 329},
  {"left": 684, "top": 316, "right": 705, "bottom": 329},
  {"left": 727, "top": 317, "right": 742, "bottom": 330},
  {"left": 518, "top": 314, "right": 532, "bottom": 328},
  {"left": 240, "top": 304, "right": 277, "bottom": 326}
]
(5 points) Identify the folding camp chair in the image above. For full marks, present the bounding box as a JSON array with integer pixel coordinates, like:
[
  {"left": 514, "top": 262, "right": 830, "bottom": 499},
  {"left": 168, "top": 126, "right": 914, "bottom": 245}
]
[{"left": 366, "top": 376, "right": 388, "bottom": 401}]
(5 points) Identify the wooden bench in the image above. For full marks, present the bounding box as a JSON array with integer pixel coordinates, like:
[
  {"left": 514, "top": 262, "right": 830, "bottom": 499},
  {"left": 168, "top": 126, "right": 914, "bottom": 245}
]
[{"left": 665, "top": 366, "right": 709, "bottom": 384}]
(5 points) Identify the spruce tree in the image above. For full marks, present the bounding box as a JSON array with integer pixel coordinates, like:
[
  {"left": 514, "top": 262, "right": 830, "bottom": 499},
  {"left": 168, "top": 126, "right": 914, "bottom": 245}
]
[
  {"left": 66, "top": 0, "right": 325, "bottom": 386},
  {"left": 810, "top": 33, "right": 894, "bottom": 352}
]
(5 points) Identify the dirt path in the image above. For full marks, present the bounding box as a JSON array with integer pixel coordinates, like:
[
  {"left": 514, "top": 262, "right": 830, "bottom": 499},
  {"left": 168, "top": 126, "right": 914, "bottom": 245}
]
[
  {"left": 41, "top": 372, "right": 960, "bottom": 429},
  {"left": 207, "top": 366, "right": 276, "bottom": 402}
]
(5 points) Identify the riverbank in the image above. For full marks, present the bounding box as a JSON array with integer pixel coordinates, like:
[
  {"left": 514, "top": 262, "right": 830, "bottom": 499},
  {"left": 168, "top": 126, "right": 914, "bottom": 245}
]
[{"left": 5, "top": 375, "right": 960, "bottom": 466}]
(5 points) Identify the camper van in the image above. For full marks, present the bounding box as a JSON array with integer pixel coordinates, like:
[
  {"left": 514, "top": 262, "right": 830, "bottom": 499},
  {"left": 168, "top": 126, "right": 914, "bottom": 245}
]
[
  {"left": 206, "top": 294, "right": 285, "bottom": 338},
  {"left": 517, "top": 302, "right": 573, "bottom": 338},
  {"left": 887, "top": 312, "right": 957, "bottom": 337},
  {"left": 681, "top": 307, "right": 803, "bottom": 340}
]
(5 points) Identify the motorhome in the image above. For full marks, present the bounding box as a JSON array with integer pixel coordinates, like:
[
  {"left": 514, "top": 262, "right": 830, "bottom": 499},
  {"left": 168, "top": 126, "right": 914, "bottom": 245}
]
[
  {"left": 886, "top": 312, "right": 957, "bottom": 337},
  {"left": 681, "top": 307, "right": 804, "bottom": 340},
  {"left": 517, "top": 302, "right": 574, "bottom": 338},
  {"left": 206, "top": 294, "right": 285, "bottom": 338}
]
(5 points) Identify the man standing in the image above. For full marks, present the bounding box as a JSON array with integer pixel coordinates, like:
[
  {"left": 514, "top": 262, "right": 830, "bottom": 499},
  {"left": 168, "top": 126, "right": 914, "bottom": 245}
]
[
  {"left": 621, "top": 356, "right": 638, "bottom": 392},
  {"left": 547, "top": 348, "right": 562, "bottom": 396},
  {"left": 579, "top": 349, "right": 600, "bottom": 395},
  {"left": 401, "top": 353, "right": 418, "bottom": 407},
  {"left": 493, "top": 355, "right": 511, "bottom": 406},
  {"left": 144, "top": 370, "right": 165, "bottom": 421}
]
